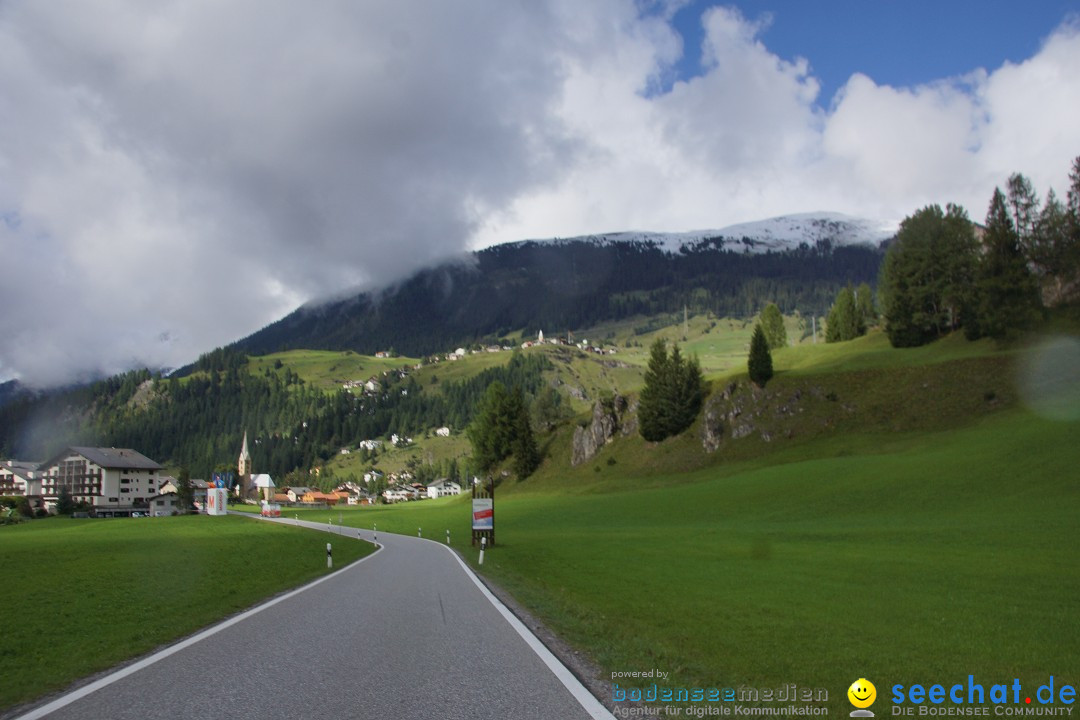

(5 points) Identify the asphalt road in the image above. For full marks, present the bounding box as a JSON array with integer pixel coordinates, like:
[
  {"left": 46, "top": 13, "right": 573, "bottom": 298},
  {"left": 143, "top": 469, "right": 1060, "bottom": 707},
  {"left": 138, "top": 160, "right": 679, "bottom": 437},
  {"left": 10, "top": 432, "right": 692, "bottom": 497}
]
[{"left": 18, "top": 517, "right": 613, "bottom": 720}]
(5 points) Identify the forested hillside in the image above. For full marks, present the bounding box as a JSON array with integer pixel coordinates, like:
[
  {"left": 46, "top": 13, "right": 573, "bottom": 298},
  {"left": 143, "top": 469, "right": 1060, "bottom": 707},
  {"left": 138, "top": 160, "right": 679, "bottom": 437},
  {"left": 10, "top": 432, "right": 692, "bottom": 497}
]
[{"left": 0, "top": 348, "right": 556, "bottom": 478}]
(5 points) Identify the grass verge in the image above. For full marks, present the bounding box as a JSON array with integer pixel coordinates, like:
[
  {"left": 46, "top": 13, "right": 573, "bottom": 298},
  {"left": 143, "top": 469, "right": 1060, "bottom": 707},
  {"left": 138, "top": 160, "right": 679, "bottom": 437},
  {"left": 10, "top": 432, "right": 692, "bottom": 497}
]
[{"left": 0, "top": 514, "right": 373, "bottom": 712}]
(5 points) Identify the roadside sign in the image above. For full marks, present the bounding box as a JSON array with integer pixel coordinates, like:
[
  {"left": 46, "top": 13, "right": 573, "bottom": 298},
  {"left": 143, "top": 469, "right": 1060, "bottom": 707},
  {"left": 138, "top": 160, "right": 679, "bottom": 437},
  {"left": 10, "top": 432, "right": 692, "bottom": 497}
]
[{"left": 472, "top": 498, "right": 493, "bottom": 530}]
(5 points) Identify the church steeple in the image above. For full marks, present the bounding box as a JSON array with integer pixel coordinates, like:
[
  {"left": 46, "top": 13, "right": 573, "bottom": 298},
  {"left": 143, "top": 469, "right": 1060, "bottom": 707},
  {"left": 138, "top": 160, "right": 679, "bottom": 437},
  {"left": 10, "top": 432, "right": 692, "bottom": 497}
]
[{"left": 238, "top": 431, "right": 251, "bottom": 478}]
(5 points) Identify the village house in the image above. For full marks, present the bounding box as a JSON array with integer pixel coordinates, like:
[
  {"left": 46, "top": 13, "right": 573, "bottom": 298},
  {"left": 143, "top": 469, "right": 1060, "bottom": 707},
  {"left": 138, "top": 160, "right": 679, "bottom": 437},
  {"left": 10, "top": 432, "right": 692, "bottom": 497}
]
[
  {"left": 435, "top": 427, "right": 451, "bottom": 437},
  {"left": 382, "top": 484, "right": 420, "bottom": 503},
  {"left": 147, "top": 491, "right": 180, "bottom": 517},
  {"left": 426, "top": 479, "right": 462, "bottom": 499},
  {"left": 0, "top": 460, "right": 42, "bottom": 497},
  {"left": 252, "top": 474, "right": 276, "bottom": 503},
  {"left": 301, "top": 490, "right": 338, "bottom": 505},
  {"left": 285, "top": 487, "right": 313, "bottom": 503}
]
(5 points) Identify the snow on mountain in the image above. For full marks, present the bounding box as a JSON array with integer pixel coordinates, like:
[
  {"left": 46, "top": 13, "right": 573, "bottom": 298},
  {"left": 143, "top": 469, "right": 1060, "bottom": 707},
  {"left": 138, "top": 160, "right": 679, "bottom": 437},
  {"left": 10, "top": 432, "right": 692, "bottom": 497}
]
[{"left": 518, "top": 212, "right": 897, "bottom": 254}]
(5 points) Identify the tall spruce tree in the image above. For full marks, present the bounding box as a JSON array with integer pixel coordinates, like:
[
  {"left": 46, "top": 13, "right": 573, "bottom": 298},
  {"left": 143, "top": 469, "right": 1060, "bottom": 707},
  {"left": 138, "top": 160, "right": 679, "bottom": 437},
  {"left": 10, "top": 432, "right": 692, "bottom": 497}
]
[
  {"left": 638, "top": 339, "right": 673, "bottom": 442},
  {"left": 466, "top": 381, "right": 512, "bottom": 471},
  {"left": 759, "top": 303, "right": 787, "bottom": 349},
  {"left": 507, "top": 387, "right": 540, "bottom": 478},
  {"left": 176, "top": 466, "right": 194, "bottom": 512},
  {"left": 825, "top": 286, "right": 864, "bottom": 342},
  {"left": 466, "top": 381, "right": 540, "bottom": 477},
  {"left": 976, "top": 188, "right": 1043, "bottom": 341},
  {"left": 747, "top": 324, "right": 773, "bottom": 388},
  {"left": 638, "top": 338, "right": 705, "bottom": 442}
]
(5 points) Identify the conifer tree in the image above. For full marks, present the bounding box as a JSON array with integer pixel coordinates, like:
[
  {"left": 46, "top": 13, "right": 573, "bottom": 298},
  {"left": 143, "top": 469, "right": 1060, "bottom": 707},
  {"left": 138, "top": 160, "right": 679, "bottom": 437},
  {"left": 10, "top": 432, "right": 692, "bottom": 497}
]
[
  {"left": 976, "top": 188, "right": 1043, "bottom": 341},
  {"left": 747, "top": 324, "right": 773, "bottom": 388},
  {"left": 508, "top": 387, "right": 540, "bottom": 478},
  {"left": 825, "top": 286, "right": 863, "bottom": 342},
  {"left": 638, "top": 338, "right": 705, "bottom": 441},
  {"left": 759, "top": 303, "right": 787, "bottom": 349},
  {"left": 638, "top": 339, "right": 673, "bottom": 442},
  {"left": 176, "top": 466, "right": 193, "bottom": 512},
  {"left": 466, "top": 381, "right": 512, "bottom": 471}
]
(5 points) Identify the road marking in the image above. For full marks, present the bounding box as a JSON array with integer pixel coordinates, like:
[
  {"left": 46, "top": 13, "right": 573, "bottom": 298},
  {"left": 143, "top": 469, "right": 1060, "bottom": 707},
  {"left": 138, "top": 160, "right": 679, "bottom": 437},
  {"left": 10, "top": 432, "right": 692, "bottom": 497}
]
[
  {"left": 13, "top": 543, "right": 380, "bottom": 720},
  {"left": 441, "top": 544, "right": 617, "bottom": 720}
]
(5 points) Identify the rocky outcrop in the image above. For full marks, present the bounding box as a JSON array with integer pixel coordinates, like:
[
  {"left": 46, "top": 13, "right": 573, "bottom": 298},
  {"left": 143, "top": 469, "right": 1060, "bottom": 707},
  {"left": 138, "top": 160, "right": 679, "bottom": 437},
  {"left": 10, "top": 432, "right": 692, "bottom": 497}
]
[
  {"left": 571, "top": 395, "right": 628, "bottom": 466},
  {"left": 700, "top": 381, "right": 836, "bottom": 453}
]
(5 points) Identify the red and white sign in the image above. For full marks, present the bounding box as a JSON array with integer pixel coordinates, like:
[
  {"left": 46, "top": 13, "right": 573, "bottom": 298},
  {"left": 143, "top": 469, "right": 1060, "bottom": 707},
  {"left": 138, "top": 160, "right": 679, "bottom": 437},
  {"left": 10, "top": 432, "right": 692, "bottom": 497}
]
[
  {"left": 207, "top": 488, "right": 228, "bottom": 516},
  {"left": 472, "top": 498, "right": 493, "bottom": 530}
]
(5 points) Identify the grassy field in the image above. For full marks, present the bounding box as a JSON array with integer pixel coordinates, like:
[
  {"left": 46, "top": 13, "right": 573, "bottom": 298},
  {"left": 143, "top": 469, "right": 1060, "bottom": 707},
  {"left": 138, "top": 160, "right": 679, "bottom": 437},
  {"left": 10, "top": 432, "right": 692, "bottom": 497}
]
[
  {"left": 287, "top": 408, "right": 1079, "bottom": 714},
  {"left": 271, "top": 323, "right": 1080, "bottom": 714},
  {"left": 0, "top": 515, "right": 373, "bottom": 712},
  {"left": 247, "top": 349, "right": 420, "bottom": 393}
]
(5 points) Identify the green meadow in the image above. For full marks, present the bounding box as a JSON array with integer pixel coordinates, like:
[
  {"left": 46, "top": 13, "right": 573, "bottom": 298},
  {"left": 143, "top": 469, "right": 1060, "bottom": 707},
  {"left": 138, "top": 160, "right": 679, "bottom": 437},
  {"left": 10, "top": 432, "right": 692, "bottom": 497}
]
[
  {"left": 247, "top": 349, "right": 421, "bottom": 393},
  {"left": 293, "top": 408, "right": 1079, "bottom": 714},
  {"left": 0, "top": 515, "right": 373, "bottom": 712},
  {"left": 279, "top": 323, "right": 1080, "bottom": 715}
]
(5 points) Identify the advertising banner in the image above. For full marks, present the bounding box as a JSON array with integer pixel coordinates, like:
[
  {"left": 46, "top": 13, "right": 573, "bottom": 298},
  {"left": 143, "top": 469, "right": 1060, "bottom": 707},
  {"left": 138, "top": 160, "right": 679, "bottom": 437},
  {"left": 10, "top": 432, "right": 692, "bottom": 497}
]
[
  {"left": 206, "top": 488, "right": 229, "bottom": 516},
  {"left": 472, "top": 498, "right": 493, "bottom": 530}
]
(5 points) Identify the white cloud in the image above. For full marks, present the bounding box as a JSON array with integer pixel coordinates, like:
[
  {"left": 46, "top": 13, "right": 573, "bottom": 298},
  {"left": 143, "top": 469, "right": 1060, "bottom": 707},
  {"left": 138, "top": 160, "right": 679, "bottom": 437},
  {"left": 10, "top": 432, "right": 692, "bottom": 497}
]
[{"left": 1, "top": 1, "right": 1078, "bottom": 386}]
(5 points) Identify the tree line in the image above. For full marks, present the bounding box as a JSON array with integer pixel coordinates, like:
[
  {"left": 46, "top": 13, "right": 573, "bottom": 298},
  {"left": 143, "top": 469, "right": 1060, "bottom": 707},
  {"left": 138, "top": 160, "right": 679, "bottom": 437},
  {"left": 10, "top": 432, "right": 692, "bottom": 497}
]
[{"left": 877, "top": 157, "right": 1079, "bottom": 347}]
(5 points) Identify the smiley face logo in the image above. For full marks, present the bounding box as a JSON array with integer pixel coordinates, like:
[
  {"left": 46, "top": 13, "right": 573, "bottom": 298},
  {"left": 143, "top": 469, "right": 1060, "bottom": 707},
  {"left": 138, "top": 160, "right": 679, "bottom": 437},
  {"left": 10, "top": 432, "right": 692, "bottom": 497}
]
[{"left": 848, "top": 678, "right": 877, "bottom": 709}]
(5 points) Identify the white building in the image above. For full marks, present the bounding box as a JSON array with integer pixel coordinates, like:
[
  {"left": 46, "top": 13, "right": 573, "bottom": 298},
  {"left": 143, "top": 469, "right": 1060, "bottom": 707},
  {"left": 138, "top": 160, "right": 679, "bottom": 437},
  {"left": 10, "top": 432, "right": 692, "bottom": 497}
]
[
  {"left": 252, "top": 474, "right": 276, "bottom": 503},
  {"left": 383, "top": 485, "right": 420, "bottom": 503},
  {"left": 435, "top": 427, "right": 451, "bottom": 437},
  {"left": 147, "top": 491, "right": 179, "bottom": 517},
  {"left": 36, "top": 447, "right": 163, "bottom": 517},
  {"left": 0, "top": 460, "right": 42, "bottom": 497},
  {"left": 426, "top": 479, "right": 462, "bottom": 499}
]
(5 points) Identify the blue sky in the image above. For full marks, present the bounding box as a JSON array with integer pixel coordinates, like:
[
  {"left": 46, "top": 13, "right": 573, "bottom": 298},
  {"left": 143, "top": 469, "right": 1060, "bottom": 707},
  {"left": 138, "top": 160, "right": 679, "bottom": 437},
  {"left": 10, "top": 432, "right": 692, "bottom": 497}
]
[{"left": 667, "top": 0, "right": 1078, "bottom": 103}]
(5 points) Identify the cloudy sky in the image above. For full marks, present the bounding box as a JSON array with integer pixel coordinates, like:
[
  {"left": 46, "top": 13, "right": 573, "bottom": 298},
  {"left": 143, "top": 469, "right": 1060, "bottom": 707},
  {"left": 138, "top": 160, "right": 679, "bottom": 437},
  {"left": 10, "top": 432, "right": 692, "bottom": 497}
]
[{"left": 1, "top": 0, "right": 1078, "bottom": 387}]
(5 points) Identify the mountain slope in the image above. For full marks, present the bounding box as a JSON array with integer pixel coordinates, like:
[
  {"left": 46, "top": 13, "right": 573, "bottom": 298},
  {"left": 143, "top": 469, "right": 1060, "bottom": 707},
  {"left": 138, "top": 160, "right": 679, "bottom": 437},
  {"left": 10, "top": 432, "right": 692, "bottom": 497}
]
[{"left": 237, "top": 213, "right": 892, "bottom": 358}]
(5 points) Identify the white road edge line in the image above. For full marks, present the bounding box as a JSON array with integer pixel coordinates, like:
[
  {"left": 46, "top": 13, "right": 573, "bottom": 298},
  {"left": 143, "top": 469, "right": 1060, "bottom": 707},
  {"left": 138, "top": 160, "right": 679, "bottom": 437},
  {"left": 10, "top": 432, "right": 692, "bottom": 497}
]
[
  {"left": 14, "top": 536, "right": 380, "bottom": 720},
  {"left": 442, "top": 544, "right": 617, "bottom": 720}
]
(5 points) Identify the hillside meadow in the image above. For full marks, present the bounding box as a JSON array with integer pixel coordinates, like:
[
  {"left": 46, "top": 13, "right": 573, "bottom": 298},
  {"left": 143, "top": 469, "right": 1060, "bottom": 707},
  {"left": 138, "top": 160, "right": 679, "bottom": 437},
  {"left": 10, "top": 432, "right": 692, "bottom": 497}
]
[
  {"left": 293, "top": 407, "right": 1079, "bottom": 715},
  {"left": 282, "top": 326, "right": 1079, "bottom": 714}
]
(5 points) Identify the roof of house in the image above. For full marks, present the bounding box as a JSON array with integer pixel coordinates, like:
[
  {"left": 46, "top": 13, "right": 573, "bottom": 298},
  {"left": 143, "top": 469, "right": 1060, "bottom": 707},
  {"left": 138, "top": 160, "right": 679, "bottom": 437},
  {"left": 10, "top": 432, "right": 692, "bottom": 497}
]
[
  {"left": 3, "top": 460, "right": 40, "bottom": 472},
  {"left": 252, "top": 474, "right": 275, "bottom": 488},
  {"left": 40, "top": 447, "right": 162, "bottom": 472},
  {"left": 1, "top": 460, "right": 39, "bottom": 480}
]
